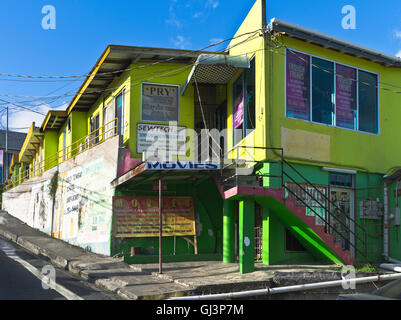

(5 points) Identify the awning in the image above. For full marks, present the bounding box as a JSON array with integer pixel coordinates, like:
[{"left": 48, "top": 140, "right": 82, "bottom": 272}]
[
  {"left": 19, "top": 123, "right": 43, "bottom": 164},
  {"left": 181, "top": 54, "right": 250, "bottom": 95},
  {"left": 111, "top": 161, "right": 218, "bottom": 188}
]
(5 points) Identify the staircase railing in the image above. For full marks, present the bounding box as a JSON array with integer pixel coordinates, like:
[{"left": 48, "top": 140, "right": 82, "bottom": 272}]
[{"left": 220, "top": 145, "right": 368, "bottom": 262}]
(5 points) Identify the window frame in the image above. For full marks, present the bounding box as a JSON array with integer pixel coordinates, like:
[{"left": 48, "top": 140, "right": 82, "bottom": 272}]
[
  {"left": 285, "top": 47, "right": 380, "bottom": 136},
  {"left": 115, "top": 88, "right": 126, "bottom": 135},
  {"left": 232, "top": 56, "right": 256, "bottom": 146}
]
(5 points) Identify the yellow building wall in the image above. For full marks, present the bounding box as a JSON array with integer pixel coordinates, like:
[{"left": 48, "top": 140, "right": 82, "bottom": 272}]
[
  {"left": 127, "top": 62, "right": 195, "bottom": 159},
  {"left": 87, "top": 73, "right": 131, "bottom": 145},
  {"left": 226, "top": 0, "right": 266, "bottom": 162}
]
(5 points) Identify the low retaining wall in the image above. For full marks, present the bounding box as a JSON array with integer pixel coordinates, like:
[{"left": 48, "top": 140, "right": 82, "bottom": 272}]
[{"left": 2, "top": 136, "right": 120, "bottom": 256}]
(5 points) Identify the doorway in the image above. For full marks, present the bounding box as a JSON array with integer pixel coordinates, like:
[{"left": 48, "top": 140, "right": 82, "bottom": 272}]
[
  {"left": 329, "top": 188, "right": 355, "bottom": 258},
  {"left": 254, "top": 203, "right": 263, "bottom": 261},
  {"left": 194, "top": 84, "right": 226, "bottom": 161}
]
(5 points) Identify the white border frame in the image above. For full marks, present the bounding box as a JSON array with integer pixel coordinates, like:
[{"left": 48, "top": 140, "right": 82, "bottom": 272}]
[
  {"left": 284, "top": 47, "right": 380, "bottom": 136},
  {"left": 140, "top": 82, "right": 180, "bottom": 123}
]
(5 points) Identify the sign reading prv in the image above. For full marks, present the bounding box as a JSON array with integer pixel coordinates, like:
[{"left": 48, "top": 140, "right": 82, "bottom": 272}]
[
  {"left": 286, "top": 49, "right": 310, "bottom": 120},
  {"left": 141, "top": 83, "right": 179, "bottom": 122},
  {"left": 336, "top": 64, "right": 356, "bottom": 129},
  {"left": 113, "top": 196, "right": 195, "bottom": 238}
]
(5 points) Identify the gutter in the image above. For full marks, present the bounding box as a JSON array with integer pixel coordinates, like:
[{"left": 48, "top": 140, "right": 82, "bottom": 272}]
[{"left": 268, "top": 18, "right": 401, "bottom": 67}]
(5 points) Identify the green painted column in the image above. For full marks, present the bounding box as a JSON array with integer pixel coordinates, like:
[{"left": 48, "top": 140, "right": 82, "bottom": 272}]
[
  {"left": 239, "top": 199, "right": 255, "bottom": 274},
  {"left": 262, "top": 206, "right": 270, "bottom": 265},
  {"left": 223, "top": 200, "right": 235, "bottom": 263}
]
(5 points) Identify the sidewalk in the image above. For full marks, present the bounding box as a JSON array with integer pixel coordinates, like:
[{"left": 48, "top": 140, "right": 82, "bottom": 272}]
[{"left": 0, "top": 211, "right": 389, "bottom": 300}]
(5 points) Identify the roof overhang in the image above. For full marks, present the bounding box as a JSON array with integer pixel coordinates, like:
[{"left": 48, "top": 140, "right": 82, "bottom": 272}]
[
  {"left": 111, "top": 161, "right": 219, "bottom": 188},
  {"left": 19, "top": 123, "right": 43, "bottom": 163},
  {"left": 41, "top": 110, "right": 68, "bottom": 131},
  {"left": 66, "top": 45, "right": 221, "bottom": 114},
  {"left": 269, "top": 18, "right": 401, "bottom": 68},
  {"left": 181, "top": 54, "right": 250, "bottom": 95}
]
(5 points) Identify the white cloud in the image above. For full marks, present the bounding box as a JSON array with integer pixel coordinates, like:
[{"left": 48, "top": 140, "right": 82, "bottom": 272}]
[
  {"left": 395, "top": 30, "right": 401, "bottom": 38},
  {"left": 396, "top": 50, "right": 401, "bottom": 59},
  {"left": 172, "top": 35, "right": 191, "bottom": 49},
  {"left": 165, "top": 0, "right": 182, "bottom": 28},
  {"left": 3, "top": 101, "right": 68, "bottom": 133},
  {"left": 209, "top": 0, "right": 219, "bottom": 9}
]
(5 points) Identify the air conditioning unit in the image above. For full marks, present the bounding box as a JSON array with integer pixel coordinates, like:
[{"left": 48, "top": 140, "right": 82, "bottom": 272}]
[{"left": 359, "top": 199, "right": 383, "bottom": 220}]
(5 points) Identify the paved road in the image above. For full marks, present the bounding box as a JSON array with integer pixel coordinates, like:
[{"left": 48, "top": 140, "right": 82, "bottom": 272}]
[{"left": 0, "top": 236, "right": 120, "bottom": 300}]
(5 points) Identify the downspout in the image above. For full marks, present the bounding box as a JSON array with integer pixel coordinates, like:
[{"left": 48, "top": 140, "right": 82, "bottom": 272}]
[{"left": 383, "top": 182, "right": 389, "bottom": 261}]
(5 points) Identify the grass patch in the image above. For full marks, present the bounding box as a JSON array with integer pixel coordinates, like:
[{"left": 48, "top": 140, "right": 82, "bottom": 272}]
[{"left": 335, "top": 263, "right": 379, "bottom": 273}]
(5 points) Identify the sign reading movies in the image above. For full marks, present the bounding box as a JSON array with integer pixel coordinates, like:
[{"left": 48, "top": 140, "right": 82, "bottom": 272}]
[{"left": 141, "top": 83, "right": 179, "bottom": 122}]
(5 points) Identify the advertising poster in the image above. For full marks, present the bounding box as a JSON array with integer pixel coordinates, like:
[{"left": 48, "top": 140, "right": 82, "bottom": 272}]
[
  {"left": 286, "top": 49, "right": 310, "bottom": 120},
  {"left": 113, "top": 196, "right": 195, "bottom": 238},
  {"left": 336, "top": 64, "right": 357, "bottom": 129},
  {"left": 233, "top": 98, "right": 244, "bottom": 129}
]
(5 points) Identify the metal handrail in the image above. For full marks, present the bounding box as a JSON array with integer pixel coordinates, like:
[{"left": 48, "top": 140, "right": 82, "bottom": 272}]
[
  {"left": 282, "top": 160, "right": 367, "bottom": 257},
  {"left": 220, "top": 145, "right": 367, "bottom": 260},
  {"left": 5, "top": 118, "right": 118, "bottom": 190},
  {"left": 283, "top": 172, "right": 366, "bottom": 257}
]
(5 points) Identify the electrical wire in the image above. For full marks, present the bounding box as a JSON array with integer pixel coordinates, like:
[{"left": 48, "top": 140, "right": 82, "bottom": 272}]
[{"left": 0, "top": 29, "right": 263, "bottom": 81}]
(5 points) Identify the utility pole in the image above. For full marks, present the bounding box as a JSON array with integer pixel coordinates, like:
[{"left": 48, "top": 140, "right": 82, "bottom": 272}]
[
  {"left": 262, "top": 0, "right": 267, "bottom": 32},
  {"left": 5, "top": 105, "right": 8, "bottom": 185}
]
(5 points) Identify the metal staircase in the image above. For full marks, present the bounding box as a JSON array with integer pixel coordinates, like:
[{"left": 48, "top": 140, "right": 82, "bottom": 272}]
[{"left": 219, "top": 146, "right": 368, "bottom": 265}]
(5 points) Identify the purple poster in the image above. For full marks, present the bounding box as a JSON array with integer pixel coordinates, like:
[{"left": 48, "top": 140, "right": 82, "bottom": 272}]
[
  {"left": 286, "top": 49, "right": 310, "bottom": 120},
  {"left": 233, "top": 94, "right": 243, "bottom": 129},
  {"left": 336, "top": 64, "right": 356, "bottom": 129}
]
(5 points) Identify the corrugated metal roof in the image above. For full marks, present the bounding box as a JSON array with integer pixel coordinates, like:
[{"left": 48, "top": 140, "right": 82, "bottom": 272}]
[
  {"left": 0, "top": 130, "right": 26, "bottom": 151},
  {"left": 269, "top": 18, "right": 401, "bottom": 67}
]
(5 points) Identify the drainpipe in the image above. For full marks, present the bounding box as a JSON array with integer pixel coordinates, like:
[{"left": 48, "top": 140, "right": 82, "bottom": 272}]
[
  {"left": 383, "top": 182, "right": 389, "bottom": 261},
  {"left": 389, "top": 257, "right": 401, "bottom": 265},
  {"left": 168, "top": 273, "right": 401, "bottom": 300},
  {"left": 380, "top": 263, "right": 401, "bottom": 273}
]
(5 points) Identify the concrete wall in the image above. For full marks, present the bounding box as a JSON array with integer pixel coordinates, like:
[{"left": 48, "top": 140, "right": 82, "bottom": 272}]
[{"left": 2, "top": 135, "right": 120, "bottom": 256}]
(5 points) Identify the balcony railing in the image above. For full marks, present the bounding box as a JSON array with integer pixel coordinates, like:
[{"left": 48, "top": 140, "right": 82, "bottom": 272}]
[{"left": 5, "top": 118, "right": 118, "bottom": 190}]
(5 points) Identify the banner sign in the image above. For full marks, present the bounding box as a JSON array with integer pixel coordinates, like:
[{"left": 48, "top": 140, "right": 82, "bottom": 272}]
[
  {"left": 113, "top": 196, "right": 195, "bottom": 238},
  {"left": 336, "top": 64, "right": 357, "bottom": 129},
  {"left": 145, "top": 161, "right": 220, "bottom": 170},
  {"left": 233, "top": 98, "right": 244, "bottom": 129},
  {"left": 137, "top": 123, "right": 186, "bottom": 155},
  {"left": 286, "top": 49, "right": 310, "bottom": 120},
  {"left": 141, "top": 83, "right": 179, "bottom": 122}
]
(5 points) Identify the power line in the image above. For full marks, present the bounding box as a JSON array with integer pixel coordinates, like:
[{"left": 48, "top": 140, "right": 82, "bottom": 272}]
[
  {"left": 0, "top": 29, "right": 263, "bottom": 81},
  {"left": 0, "top": 31, "right": 262, "bottom": 103}
]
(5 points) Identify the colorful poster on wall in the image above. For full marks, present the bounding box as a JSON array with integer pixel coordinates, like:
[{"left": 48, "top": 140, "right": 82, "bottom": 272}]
[
  {"left": 233, "top": 99, "right": 244, "bottom": 129},
  {"left": 336, "top": 64, "right": 357, "bottom": 129},
  {"left": 286, "top": 49, "right": 310, "bottom": 120},
  {"left": 113, "top": 196, "right": 195, "bottom": 238},
  {"left": 141, "top": 83, "right": 179, "bottom": 122}
]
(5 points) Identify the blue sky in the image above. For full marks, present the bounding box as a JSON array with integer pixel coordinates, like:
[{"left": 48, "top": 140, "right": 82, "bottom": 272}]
[{"left": 1, "top": 0, "right": 401, "bottom": 132}]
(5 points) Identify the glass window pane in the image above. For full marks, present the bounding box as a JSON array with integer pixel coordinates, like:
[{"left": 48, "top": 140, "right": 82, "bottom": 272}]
[
  {"left": 358, "top": 70, "right": 378, "bottom": 134},
  {"left": 246, "top": 59, "right": 255, "bottom": 132},
  {"left": 312, "top": 57, "right": 334, "bottom": 125},
  {"left": 233, "top": 74, "right": 244, "bottom": 145},
  {"left": 336, "top": 64, "right": 357, "bottom": 129},
  {"left": 286, "top": 49, "right": 310, "bottom": 120}
]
